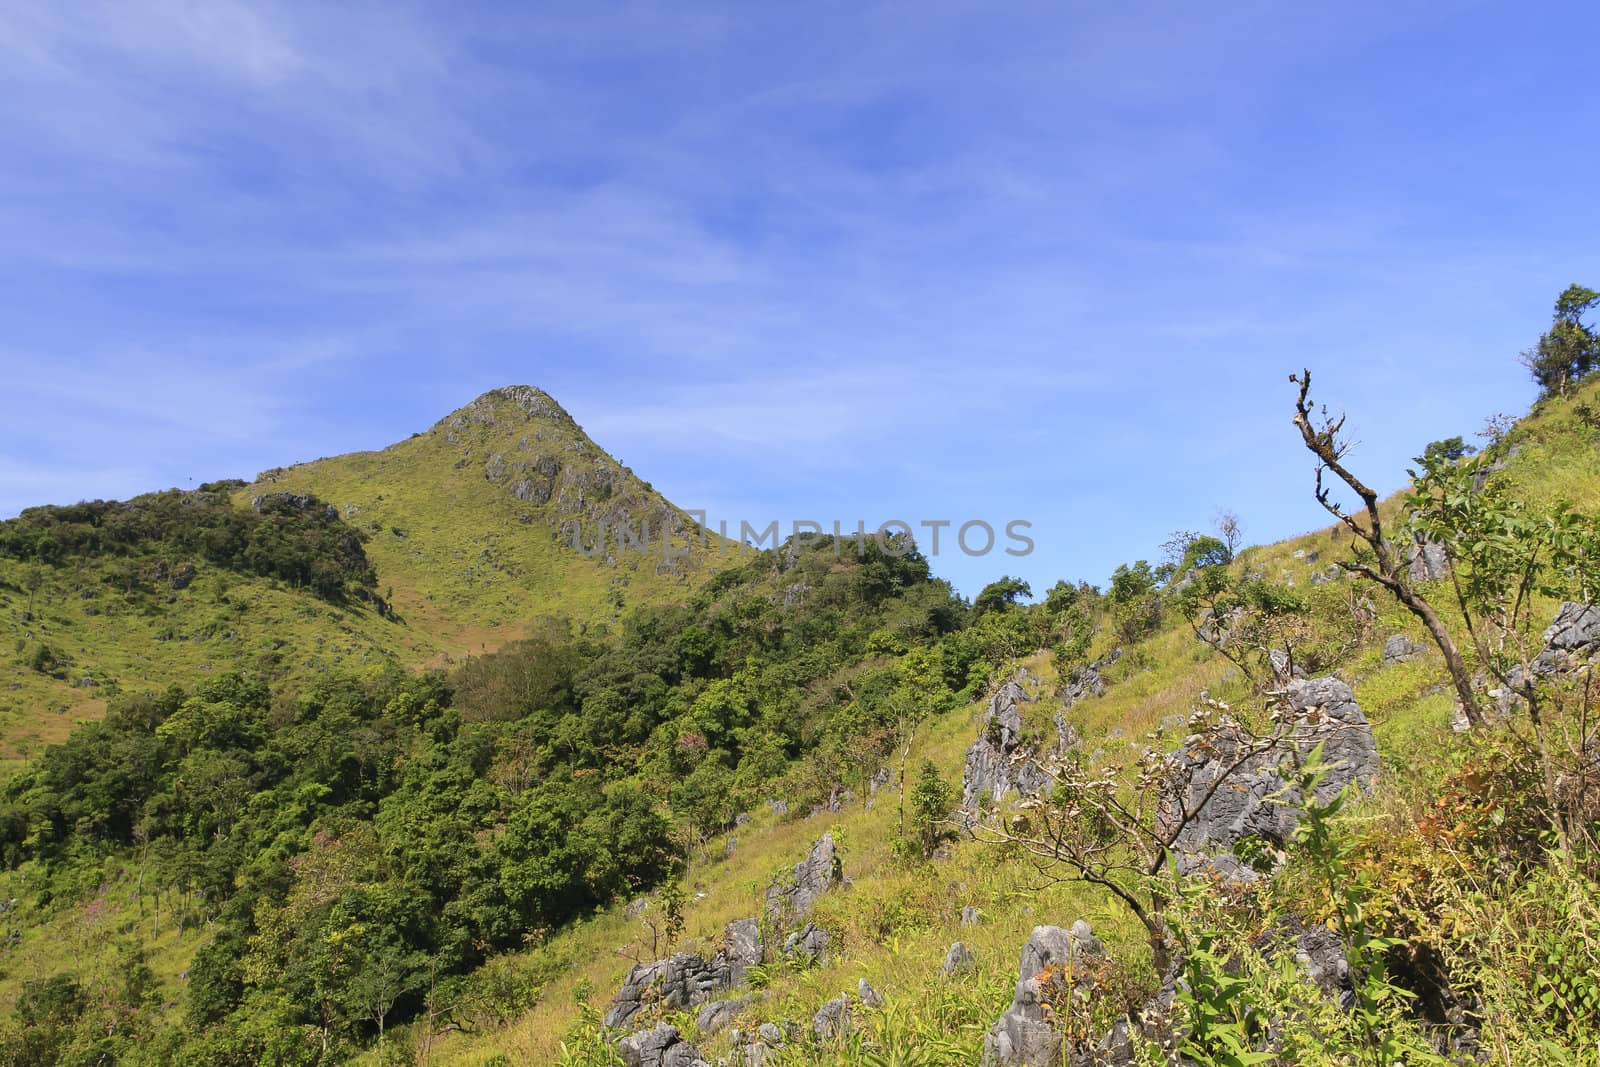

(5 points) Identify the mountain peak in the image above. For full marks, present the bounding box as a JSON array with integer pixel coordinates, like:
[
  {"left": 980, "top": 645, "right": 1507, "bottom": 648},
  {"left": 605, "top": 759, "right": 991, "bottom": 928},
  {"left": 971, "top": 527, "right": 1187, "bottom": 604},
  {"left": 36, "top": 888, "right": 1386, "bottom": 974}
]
[{"left": 435, "top": 385, "right": 574, "bottom": 433}]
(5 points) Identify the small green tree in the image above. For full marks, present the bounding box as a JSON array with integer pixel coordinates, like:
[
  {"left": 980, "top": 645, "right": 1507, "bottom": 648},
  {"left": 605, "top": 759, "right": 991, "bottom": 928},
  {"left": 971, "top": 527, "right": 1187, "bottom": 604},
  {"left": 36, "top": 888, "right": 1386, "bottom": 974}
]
[
  {"left": 1520, "top": 284, "right": 1599, "bottom": 399},
  {"left": 1109, "top": 561, "right": 1162, "bottom": 643},
  {"left": 906, "top": 761, "right": 954, "bottom": 859},
  {"left": 973, "top": 575, "right": 1031, "bottom": 617},
  {"left": 1407, "top": 445, "right": 1600, "bottom": 853},
  {"left": 1416, "top": 436, "right": 1475, "bottom": 467}
]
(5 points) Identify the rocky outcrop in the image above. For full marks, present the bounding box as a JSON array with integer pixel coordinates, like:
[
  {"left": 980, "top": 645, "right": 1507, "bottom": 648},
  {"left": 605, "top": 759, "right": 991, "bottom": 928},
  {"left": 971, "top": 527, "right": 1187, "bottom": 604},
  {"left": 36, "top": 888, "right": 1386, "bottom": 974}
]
[
  {"left": 1158, "top": 677, "right": 1379, "bottom": 882},
  {"left": 1486, "top": 603, "right": 1600, "bottom": 720},
  {"left": 764, "top": 834, "right": 842, "bottom": 925},
  {"left": 1269, "top": 648, "right": 1306, "bottom": 680},
  {"left": 1253, "top": 917, "right": 1353, "bottom": 1010},
  {"left": 781, "top": 923, "right": 829, "bottom": 962},
  {"left": 250, "top": 492, "right": 338, "bottom": 522},
  {"left": 858, "top": 977, "right": 885, "bottom": 1008},
  {"left": 983, "top": 922, "right": 1107, "bottom": 1066},
  {"left": 731, "top": 1022, "right": 789, "bottom": 1066},
  {"left": 962, "top": 678, "right": 1080, "bottom": 817},
  {"left": 604, "top": 919, "right": 763, "bottom": 1029},
  {"left": 617, "top": 1023, "right": 710, "bottom": 1067},
  {"left": 1059, "top": 649, "right": 1120, "bottom": 706},
  {"left": 1536, "top": 601, "right": 1600, "bottom": 668}
]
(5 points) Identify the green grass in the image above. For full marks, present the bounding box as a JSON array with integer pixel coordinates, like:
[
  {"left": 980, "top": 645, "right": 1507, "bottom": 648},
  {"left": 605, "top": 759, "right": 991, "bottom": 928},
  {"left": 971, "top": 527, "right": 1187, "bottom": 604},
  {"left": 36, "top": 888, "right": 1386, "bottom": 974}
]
[
  {"left": 407, "top": 379, "right": 1600, "bottom": 1064},
  {"left": 0, "top": 386, "right": 729, "bottom": 764}
]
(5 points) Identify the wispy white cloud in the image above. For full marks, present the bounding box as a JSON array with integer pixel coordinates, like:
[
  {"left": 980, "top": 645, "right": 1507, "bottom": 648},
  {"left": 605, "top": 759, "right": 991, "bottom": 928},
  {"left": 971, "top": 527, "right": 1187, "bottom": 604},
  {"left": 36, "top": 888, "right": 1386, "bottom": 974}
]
[{"left": 0, "top": 0, "right": 1594, "bottom": 594}]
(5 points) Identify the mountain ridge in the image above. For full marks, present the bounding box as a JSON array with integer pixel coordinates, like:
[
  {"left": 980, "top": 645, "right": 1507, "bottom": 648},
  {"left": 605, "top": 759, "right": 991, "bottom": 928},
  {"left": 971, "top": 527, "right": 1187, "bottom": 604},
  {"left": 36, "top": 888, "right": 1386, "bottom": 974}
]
[{"left": 0, "top": 385, "right": 725, "bottom": 761}]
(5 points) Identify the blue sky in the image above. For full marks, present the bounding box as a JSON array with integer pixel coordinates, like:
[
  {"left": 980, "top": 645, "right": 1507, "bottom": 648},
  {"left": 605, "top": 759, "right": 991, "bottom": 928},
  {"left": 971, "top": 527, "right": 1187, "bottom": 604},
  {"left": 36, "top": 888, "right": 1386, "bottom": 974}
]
[{"left": 2, "top": 1, "right": 1598, "bottom": 597}]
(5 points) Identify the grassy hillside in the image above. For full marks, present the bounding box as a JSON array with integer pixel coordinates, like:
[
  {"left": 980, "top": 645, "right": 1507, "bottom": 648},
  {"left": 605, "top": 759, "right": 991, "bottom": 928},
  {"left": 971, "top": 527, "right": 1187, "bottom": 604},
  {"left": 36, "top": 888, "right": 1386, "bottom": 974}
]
[
  {"left": 427, "top": 376, "right": 1600, "bottom": 1066},
  {"left": 1, "top": 375, "right": 1597, "bottom": 1066},
  {"left": 0, "top": 386, "right": 723, "bottom": 765}
]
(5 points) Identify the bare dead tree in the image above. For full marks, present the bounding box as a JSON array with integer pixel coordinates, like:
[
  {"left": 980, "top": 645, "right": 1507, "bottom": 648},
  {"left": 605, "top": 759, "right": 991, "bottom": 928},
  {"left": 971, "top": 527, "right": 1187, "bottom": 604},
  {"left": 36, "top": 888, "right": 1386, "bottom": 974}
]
[{"left": 1290, "top": 371, "right": 1484, "bottom": 727}]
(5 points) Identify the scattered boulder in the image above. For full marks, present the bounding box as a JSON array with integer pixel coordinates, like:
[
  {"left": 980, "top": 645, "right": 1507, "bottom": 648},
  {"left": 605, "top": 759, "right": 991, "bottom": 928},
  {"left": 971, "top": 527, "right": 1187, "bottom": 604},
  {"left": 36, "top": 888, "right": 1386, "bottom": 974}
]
[
  {"left": 617, "top": 1023, "right": 710, "bottom": 1067},
  {"left": 982, "top": 923, "right": 1107, "bottom": 1065},
  {"left": 1269, "top": 648, "right": 1306, "bottom": 680},
  {"left": 1537, "top": 601, "right": 1600, "bottom": 668},
  {"left": 1406, "top": 536, "right": 1450, "bottom": 583},
  {"left": 696, "top": 996, "right": 749, "bottom": 1036},
  {"left": 765, "top": 834, "right": 843, "bottom": 924},
  {"left": 604, "top": 919, "right": 764, "bottom": 1029},
  {"left": 813, "top": 994, "right": 851, "bottom": 1040},
  {"left": 858, "top": 977, "right": 885, "bottom": 1008},
  {"left": 781, "top": 922, "right": 829, "bottom": 963},
  {"left": 961, "top": 905, "right": 981, "bottom": 926},
  {"left": 943, "top": 941, "right": 976, "bottom": 975},
  {"left": 1481, "top": 603, "right": 1600, "bottom": 721},
  {"left": 1383, "top": 634, "right": 1425, "bottom": 664},
  {"left": 1158, "top": 677, "right": 1379, "bottom": 883},
  {"left": 1060, "top": 649, "right": 1120, "bottom": 708}
]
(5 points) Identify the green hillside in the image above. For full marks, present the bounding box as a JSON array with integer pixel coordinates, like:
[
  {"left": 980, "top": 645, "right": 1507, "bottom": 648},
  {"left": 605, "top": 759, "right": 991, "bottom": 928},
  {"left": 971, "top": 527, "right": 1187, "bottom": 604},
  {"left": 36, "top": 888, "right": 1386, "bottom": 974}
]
[
  {"left": 1, "top": 364, "right": 1598, "bottom": 1066},
  {"left": 436, "top": 375, "right": 1600, "bottom": 1066},
  {"left": 0, "top": 386, "right": 722, "bottom": 765}
]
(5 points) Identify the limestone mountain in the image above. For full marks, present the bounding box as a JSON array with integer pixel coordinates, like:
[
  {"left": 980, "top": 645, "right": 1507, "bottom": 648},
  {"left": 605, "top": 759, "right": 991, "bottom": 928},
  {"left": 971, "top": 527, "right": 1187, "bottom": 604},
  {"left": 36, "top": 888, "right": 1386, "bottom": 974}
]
[
  {"left": 0, "top": 386, "right": 721, "bottom": 760},
  {"left": 244, "top": 385, "right": 721, "bottom": 655}
]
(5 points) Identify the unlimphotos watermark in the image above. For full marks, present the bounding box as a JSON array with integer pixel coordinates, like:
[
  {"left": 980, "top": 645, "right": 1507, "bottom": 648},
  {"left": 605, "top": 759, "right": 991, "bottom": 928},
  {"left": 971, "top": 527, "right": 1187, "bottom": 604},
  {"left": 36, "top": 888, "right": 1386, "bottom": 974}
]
[{"left": 563, "top": 514, "right": 1034, "bottom": 561}]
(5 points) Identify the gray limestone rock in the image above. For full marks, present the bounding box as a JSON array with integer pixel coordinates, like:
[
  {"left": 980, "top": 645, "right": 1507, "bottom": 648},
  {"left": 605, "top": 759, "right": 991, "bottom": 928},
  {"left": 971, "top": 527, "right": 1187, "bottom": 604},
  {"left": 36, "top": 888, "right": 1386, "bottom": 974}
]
[
  {"left": 943, "top": 941, "right": 976, "bottom": 975},
  {"left": 1383, "top": 634, "right": 1425, "bottom": 664},
  {"left": 982, "top": 923, "right": 1107, "bottom": 1065},
  {"left": 1406, "top": 536, "right": 1450, "bottom": 583},
  {"left": 813, "top": 994, "right": 851, "bottom": 1040},
  {"left": 604, "top": 918, "right": 764, "bottom": 1029},
  {"left": 781, "top": 923, "right": 829, "bottom": 963},
  {"left": 696, "top": 996, "right": 749, "bottom": 1036},
  {"left": 765, "top": 834, "right": 843, "bottom": 924},
  {"left": 617, "top": 1023, "right": 710, "bottom": 1067},
  {"left": 1156, "top": 677, "right": 1379, "bottom": 883}
]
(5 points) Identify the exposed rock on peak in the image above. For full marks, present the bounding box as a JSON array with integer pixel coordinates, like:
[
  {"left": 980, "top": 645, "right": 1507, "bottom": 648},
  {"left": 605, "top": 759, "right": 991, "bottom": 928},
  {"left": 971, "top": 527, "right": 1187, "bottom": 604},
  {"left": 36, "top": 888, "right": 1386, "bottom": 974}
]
[{"left": 437, "top": 385, "right": 574, "bottom": 431}]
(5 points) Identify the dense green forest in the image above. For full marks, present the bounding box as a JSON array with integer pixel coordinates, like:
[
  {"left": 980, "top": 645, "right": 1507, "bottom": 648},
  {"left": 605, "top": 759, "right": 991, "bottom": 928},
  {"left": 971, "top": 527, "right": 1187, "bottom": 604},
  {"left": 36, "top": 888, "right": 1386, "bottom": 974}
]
[
  {"left": 0, "top": 532, "right": 1060, "bottom": 1061},
  {"left": 1, "top": 288, "right": 1597, "bottom": 1066},
  {"left": 0, "top": 484, "right": 378, "bottom": 605}
]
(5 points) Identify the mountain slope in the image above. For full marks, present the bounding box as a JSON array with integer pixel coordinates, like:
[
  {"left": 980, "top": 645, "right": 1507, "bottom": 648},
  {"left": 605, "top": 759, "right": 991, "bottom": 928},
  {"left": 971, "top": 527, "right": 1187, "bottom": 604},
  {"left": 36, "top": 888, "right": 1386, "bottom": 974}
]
[
  {"left": 0, "top": 386, "right": 722, "bottom": 762},
  {"left": 242, "top": 385, "right": 722, "bottom": 657},
  {"left": 432, "top": 376, "right": 1600, "bottom": 1065}
]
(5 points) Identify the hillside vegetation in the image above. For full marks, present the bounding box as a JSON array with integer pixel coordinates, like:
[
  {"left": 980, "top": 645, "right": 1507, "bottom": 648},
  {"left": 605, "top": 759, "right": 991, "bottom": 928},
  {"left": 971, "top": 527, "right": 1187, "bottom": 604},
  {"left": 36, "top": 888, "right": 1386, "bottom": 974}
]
[
  {"left": 1, "top": 293, "right": 1598, "bottom": 1066},
  {"left": 0, "top": 386, "right": 719, "bottom": 765}
]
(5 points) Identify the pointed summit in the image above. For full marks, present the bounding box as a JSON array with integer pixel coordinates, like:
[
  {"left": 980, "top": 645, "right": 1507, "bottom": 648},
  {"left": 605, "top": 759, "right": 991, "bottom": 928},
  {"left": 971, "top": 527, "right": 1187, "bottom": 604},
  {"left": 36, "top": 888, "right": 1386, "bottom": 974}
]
[
  {"left": 430, "top": 385, "right": 575, "bottom": 433},
  {"left": 246, "top": 385, "right": 718, "bottom": 659}
]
